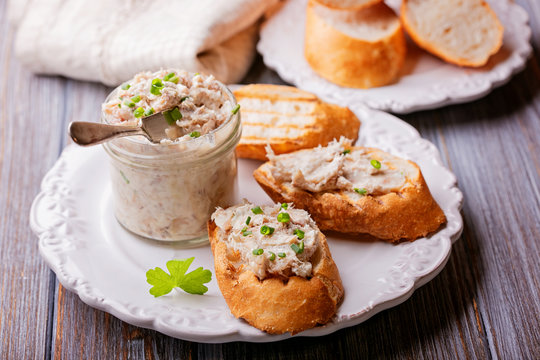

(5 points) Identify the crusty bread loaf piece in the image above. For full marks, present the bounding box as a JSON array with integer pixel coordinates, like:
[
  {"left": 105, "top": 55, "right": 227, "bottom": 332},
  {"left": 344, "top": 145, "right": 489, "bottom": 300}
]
[
  {"left": 209, "top": 203, "right": 344, "bottom": 334},
  {"left": 234, "top": 84, "right": 360, "bottom": 161},
  {"left": 401, "top": 0, "right": 503, "bottom": 67},
  {"left": 311, "top": 0, "right": 382, "bottom": 11},
  {"left": 253, "top": 140, "right": 446, "bottom": 242},
  {"left": 304, "top": 0, "right": 406, "bottom": 89}
]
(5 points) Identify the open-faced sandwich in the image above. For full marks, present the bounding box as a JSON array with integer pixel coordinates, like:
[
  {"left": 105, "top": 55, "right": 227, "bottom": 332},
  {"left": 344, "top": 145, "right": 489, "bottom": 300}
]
[
  {"left": 233, "top": 84, "right": 360, "bottom": 160},
  {"left": 209, "top": 202, "right": 344, "bottom": 334},
  {"left": 253, "top": 138, "right": 446, "bottom": 242}
]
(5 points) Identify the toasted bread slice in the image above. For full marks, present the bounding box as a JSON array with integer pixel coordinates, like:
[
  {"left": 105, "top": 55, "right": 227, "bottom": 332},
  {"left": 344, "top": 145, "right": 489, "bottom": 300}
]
[
  {"left": 311, "top": 0, "right": 382, "bottom": 11},
  {"left": 253, "top": 140, "right": 446, "bottom": 242},
  {"left": 401, "top": 0, "right": 503, "bottom": 67},
  {"left": 209, "top": 202, "right": 344, "bottom": 334},
  {"left": 305, "top": 0, "right": 406, "bottom": 89},
  {"left": 233, "top": 84, "right": 360, "bottom": 161}
]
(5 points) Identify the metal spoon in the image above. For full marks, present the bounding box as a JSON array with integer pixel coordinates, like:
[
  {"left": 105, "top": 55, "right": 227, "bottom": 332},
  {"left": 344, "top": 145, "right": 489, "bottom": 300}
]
[{"left": 68, "top": 112, "right": 172, "bottom": 146}]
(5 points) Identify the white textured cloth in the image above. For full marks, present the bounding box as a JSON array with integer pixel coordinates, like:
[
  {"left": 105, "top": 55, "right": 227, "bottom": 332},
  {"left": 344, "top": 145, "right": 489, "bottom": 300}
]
[{"left": 8, "top": 0, "right": 277, "bottom": 85}]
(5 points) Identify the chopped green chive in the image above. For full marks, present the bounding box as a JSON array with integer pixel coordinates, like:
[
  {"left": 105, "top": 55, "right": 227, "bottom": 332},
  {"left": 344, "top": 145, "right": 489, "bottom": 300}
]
[
  {"left": 278, "top": 252, "right": 286, "bottom": 258},
  {"left": 144, "top": 108, "right": 155, "bottom": 117},
  {"left": 252, "top": 248, "right": 263, "bottom": 256},
  {"left": 281, "top": 203, "right": 288, "bottom": 210},
  {"left": 268, "top": 252, "right": 276, "bottom": 261},
  {"left": 246, "top": 216, "right": 251, "bottom": 225},
  {"left": 117, "top": 103, "right": 121, "bottom": 108},
  {"left": 131, "top": 95, "right": 141, "bottom": 103},
  {"left": 119, "top": 170, "right": 130, "bottom": 184},
  {"left": 150, "top": 78, "right": 164, "bottom": 96},
  {"left": 194, "top": 72, "right": 200, "bottom": 76},
  {"left": 163, "top": 110, "right": 175, "bottom": 125},
  {"left": 277, "top": 212, "right": 290, "bottom": 223},
  {"left": 371, "top": 159, "right": 381, "bottom": 169},
  {"left": 354, "top": 188, "right": 367, "bottom": 195},
  {"left": 133, "top": 107, "right": 145, "bottom": 118},
  {"left": 169, "top": 76, "right": 179, "bottom": 84},
  {"left": 293, "top": 229, "right": 305, "bottom": 240},
  {"left": 180, "top": 96, "right": 189, "bottom": 102},
  {"left": 170, "top": 107, "right": 182, "bottom": 121},
  {"left": 189, "top": 131, "right": 201, "bottom": 138},
  {"left": 260, "top": 225, "right": 275, "bottom": 236},
  {"left": 121, "top": 83, "right": 131, "bottom": 90},
  {"left": 231, "top": 104, "right": 241, "bottom": 115},
  {"left": 251, "top": 206, "right": 263, "bottom": 215},
  {"left": 124, "top": 100, "right": 135, "bottom": 108},
  {"left": 343, "top": 149, "right": 351, "bottom": 155},
  {"left": 163, "top": 72, "right": 176, "bottom": 81},
  {"left": 291, "top": 241, "right": 304, "bottom": 254},
  {"left": 241, "top": 227, "right": 252, "bottom": 236}
]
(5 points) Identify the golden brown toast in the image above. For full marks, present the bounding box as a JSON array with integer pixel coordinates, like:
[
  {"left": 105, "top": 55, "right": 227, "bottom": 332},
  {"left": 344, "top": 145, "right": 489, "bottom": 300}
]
[
  {"left": 233, "top": 84, "right": 360, "bottom": 160},
  {"left": 253, "top": 142, "right": 447, "bottom": 242},
  {"left": 208, "top": 203, "right": 344, "bottom": 334}
]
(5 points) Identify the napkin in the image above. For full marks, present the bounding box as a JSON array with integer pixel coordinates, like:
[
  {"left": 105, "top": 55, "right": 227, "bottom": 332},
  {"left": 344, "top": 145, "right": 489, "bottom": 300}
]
[{"left": 8, "top": 0, "right": 278, "bottom": 85}]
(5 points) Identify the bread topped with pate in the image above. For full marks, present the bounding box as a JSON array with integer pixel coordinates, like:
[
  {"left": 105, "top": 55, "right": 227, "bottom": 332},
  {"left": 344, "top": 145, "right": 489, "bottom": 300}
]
[
  {"left": 208, "top": 202, "right": 344, "bottom": 334},
  {"left": 253, "top": 138, "right": 446, "bottom": 242},
  {"left": 233, "top": 84, "right": 360, "bottom": 161}
]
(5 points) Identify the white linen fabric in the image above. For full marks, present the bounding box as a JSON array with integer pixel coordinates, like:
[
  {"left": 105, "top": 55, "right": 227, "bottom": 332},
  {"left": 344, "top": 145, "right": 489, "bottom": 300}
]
[{"left": 8, "top": 0, "right": 278, "bottom": 85}]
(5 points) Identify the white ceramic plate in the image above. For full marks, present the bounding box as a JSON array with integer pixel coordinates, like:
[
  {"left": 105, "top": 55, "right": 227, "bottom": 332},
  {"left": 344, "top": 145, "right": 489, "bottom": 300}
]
[
  {"left": 258, "top": 0, "right": 532, "bottom": 114},
  {"left": 30, "top": 105, "right": 463, "bottom": 343}
]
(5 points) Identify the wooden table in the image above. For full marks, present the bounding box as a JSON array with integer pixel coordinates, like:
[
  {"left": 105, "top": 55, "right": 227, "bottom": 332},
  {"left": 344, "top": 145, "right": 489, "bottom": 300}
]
[{"left": 1, "top": 0, "right": 539, "bottom": 358}]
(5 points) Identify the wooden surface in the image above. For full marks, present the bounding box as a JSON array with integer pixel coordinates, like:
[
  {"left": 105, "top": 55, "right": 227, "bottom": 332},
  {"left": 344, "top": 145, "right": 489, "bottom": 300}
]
[{"left": 1, "top": 0, "right": 539, "bottom": 358}]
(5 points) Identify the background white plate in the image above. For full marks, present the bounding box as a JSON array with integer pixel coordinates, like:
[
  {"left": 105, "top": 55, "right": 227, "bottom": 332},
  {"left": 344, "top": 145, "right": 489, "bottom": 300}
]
[
  {"left": 30, "top": 105, "right": 463, "bottom": 343},
  {"left": 258, "top": 0, "right": 532, "bottom": 113}
]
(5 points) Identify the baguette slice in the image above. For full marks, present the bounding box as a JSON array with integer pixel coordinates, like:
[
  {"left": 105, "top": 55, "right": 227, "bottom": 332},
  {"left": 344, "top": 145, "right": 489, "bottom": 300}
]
[
  {"left": 253, "top": 141, "right": 446, "bottom": 242},
  {"left": 209, "top": 203, "right": 344, "bottom": 334},
  {"left": 305, "top": 0, "right": 406, "bottom": 89},
  {"left": 234, "top": 84, "right": 360, "bottom": 161},
  {"left": 311, "top": 0, "right": 382, "bottom": 11},
  {"left": 401, "top": 0, "right": 504, "bottom": 67}
]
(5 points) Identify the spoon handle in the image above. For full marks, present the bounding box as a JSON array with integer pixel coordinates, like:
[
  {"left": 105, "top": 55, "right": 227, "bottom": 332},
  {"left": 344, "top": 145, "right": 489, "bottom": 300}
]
[{"left": 68, "top": 121, "right": 146, "bottom": 146}]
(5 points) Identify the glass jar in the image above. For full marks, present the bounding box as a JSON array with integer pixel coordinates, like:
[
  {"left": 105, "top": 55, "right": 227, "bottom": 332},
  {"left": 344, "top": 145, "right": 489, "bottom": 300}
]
[{"left": 102, "top": 83, "right": 241, "bottom": 246}]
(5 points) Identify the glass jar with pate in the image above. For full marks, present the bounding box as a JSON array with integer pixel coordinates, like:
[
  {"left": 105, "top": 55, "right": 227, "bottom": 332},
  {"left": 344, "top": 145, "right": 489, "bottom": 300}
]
[{"left": 101, "top": 70, "right": 241, "bottom": 246}]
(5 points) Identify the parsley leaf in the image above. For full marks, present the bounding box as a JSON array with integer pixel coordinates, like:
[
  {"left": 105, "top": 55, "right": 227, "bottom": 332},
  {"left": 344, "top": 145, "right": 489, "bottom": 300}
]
[{"left": 146, "top": 257, "right": 212, "bottom": 297}]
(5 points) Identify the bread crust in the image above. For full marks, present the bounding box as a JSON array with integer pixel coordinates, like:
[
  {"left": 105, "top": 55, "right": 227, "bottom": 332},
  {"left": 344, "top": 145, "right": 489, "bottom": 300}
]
[
  {"left": 400, "top": 0, "right": 504, "bottom": 67},
  {"left": 304, "top": 1, "right": 406, "bottom": 89},
  {"left": 234, "top": 84, "right": 360, "bottom": 161},
  {"left": 253, "top": 147, "right": 447, "bottom": 243},
  {"left": 208, "top": 220, "right": 344, "bottom": 334},
  {"left": 311, "top": 0, "right": 382, "bottom": 11}
]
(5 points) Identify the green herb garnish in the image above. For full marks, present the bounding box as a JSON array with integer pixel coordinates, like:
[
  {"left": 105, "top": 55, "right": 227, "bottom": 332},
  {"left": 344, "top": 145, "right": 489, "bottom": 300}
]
[
  {"left": 231, "top": 104, "right": 240, "bottom": 115},
  {"left": 119, "top": 170, "right": 130, "bottom": 184},
  {"left": 246, "top": 216, "right": 251, "bottom": 225},
  {"left": 163, "top": 110, "right": 175, "bottom": 125},
  {"left": 354, "top": 188, "right": 367, "bottom": 195},
  {"left": 251, "top": 206, "right": 263, "bottom": 214},
  {"left": 189, "top": 131, "right": 201, "bottom": 138},
  {"left": 170, "top": 107, "right": 182, "bottom": 121},
  {"left": 144, "top": 108, "right": 155, "bottom": 117},
  {"left": 281, "top": 203, "right": 288, "bottom": 210},
  {"left": 241, "top": 227, "right": 252, "bottom": 236},
  {"left": 163, "top": 72, "right": 176, "bottom": 81},
  {"left": 131, "top": 95, "right": 141, "bottom": 103},
  {"left": 278, "top": 252, "right": 286, "bottom": 258},
  {"left": 194, "top": 72, "right": 200, "bottom": 76},
  {"left": 146, "top": 257, "right": 212, "bottom": 296},
  {"left": 260, "top": 225, "right": 275, "bottom": 236},
  {"left": 277, "top": 212, "right": 290, "bottom": 223},
  {"left": 180, "top": 96, "right": 189, "bottom": 102},
  {"left": 293, "top": 229, "right": 304, "bottom": 240},
  {"left": 121, "top": 83, "right": 131, "bottom": 90},
  {"left": 291, "top": 241, "right": 304, "bottom": 254},
  {"left": 124, "top": 100, "right": 135, "bottom": 108},
  {"left": 134, "top": 107, "right": 145, "bottom": 118},
  {"left": 252, "top": 248, "right": 264, "bottom": 256},
  {"left": 150, "top": 78, "right": 164, "bottom": 96},
  {"left": 371, "top": 159, "right": 381, "bottom": 169},
  {"left": 268, "top": 252, "right": 276, "bottom": 261},
  {"left": 343, "top": 149, "right": 351, "bottom": 155}
]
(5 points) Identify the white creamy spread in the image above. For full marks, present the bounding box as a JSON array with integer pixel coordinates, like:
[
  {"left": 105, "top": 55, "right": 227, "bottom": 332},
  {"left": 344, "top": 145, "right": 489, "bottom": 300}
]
[
  {"left": 267, "top": 138, "right": 417, "bottom": 196},
  {"left": 102, "top": 69, "right": 233, "bottom": 142},
  {"left": 212, "top": 202, "right": 320, "bottom": 280}
]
